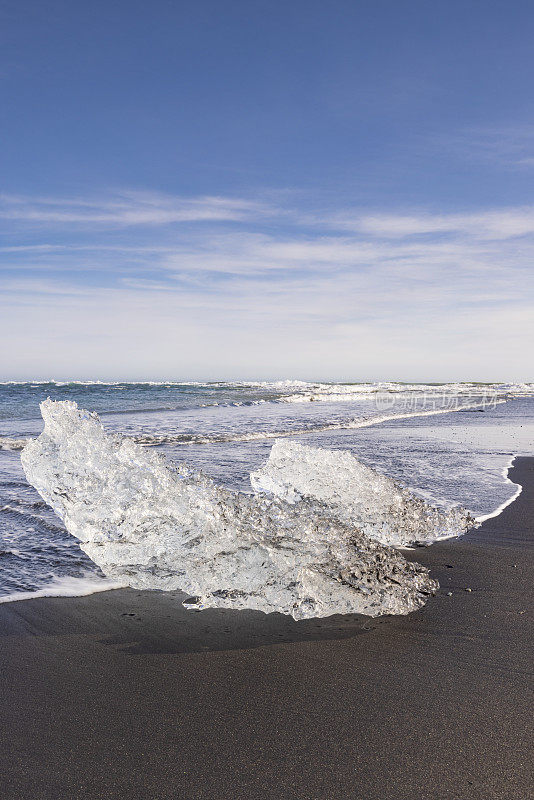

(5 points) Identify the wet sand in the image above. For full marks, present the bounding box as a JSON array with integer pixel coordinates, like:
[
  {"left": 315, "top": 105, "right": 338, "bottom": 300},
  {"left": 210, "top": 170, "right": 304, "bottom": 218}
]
[{"left": 1, "top": 457, "right": 533, "bottom": 800}]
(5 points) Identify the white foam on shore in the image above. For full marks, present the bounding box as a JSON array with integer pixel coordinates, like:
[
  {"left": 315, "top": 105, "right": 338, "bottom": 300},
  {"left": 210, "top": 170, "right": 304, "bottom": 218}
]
[
  {"left": 475, "top": 457, "right": 523, "bottom": 523},
  {"left": 0, "top": 575, "right": 127, "bottom": 604},
  {"left": 384, "top": 422, "right": 531, "bottom": 521}
]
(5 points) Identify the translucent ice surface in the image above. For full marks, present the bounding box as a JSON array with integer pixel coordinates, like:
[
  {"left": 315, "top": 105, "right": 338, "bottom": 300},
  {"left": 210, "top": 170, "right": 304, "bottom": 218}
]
[
  {"left": 21, "top": 400, "right": 437, "bottom": 619},
  {"left": 251, "top": 440, "right": 474, "bottom": 547}
]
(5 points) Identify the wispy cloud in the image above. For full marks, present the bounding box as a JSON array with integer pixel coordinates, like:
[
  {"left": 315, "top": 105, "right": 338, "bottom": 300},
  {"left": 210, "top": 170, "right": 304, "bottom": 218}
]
[
  {"left": 432, "top": 124, "right": 534, "bottom": 171},
  {"left": 1, "top": 187, "right": 533, "bottom": 379},
  {"left": 330, "top": 205, "right": 534, "bottom": 240},
  {"left": 0, "top": 190, "right": 275, "bottom": 227}
]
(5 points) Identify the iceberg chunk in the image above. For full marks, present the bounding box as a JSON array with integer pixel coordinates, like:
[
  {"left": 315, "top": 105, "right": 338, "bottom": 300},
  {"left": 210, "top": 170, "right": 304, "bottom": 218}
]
[
  {"left": 251, "top": 440, "right": 474, "bottom": 547},
  {"left": 21, "top": 400, "right": 438, "bottom": 619}
]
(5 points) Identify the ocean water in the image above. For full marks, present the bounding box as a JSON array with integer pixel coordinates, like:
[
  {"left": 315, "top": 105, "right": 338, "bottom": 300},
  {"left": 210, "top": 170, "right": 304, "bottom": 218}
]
[{"left": 1, "top": 380, "right": 533, "bottom": 601}]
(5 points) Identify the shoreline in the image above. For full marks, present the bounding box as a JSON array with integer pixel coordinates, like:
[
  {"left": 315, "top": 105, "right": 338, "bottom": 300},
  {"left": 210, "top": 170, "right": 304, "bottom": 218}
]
[
  {"left": 0, "top": 453, "right": 523, "bottom": 607},
  {"left": 475, "top": 454, "right": 523, "bottom": 522},
  {"left": 0, "top": 458, "right": 533, "bottom": 799}
]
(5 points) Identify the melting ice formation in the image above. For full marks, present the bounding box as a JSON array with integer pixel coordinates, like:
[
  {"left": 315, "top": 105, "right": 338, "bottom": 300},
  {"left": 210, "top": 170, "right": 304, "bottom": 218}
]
[
  {"left": 252, "top": 440, "right": 473, "bottom": 547},
  {"left": 21, "top": 400, "right": 473, "bottom": 620}
]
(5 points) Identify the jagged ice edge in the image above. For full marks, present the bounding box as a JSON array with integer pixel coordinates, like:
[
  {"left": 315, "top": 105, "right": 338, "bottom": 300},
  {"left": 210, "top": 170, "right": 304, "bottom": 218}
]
[{"left": 20, "top": 399, "right": 439, "bottom": 620}]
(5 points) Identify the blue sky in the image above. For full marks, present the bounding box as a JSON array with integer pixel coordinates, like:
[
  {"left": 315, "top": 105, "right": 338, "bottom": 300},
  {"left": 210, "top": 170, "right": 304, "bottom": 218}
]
[{"left": 1, "top": 0, "right": 533, "bottom": 380}]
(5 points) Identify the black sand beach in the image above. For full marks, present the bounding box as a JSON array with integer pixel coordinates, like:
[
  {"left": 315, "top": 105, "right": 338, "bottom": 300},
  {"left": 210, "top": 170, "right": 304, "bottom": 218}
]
[{"left": 1, "top": 458, "right": 533, "bottom": 800}]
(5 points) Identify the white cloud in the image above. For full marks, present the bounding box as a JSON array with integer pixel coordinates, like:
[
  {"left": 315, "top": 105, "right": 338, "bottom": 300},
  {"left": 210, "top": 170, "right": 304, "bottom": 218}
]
[
  {"left": 335, "top": 207, "right": 534, "bottom": 240},
  {"left": 1, "top": 189, "right": 533, "bottom": 379},
  {"left": 1, "top": 279, "right": 531, "bottom": 381},
  {"left": 0, "top": 190, "right": 275, "bottom": 227}
]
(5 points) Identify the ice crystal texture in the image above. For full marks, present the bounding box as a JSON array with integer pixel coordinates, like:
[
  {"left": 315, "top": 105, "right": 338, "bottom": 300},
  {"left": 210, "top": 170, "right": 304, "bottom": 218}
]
[
  {"left": 21, "top": 400, "right": 438, "bottom": 619},
  {"left": 251, "top": 440, "right": 474, "bottom": 547}
]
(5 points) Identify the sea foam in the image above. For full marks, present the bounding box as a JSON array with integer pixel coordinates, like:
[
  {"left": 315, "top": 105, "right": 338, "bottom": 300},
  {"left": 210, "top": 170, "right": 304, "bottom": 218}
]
[{"left": 0, "top": 574, "right": 126, "bottom": 604}]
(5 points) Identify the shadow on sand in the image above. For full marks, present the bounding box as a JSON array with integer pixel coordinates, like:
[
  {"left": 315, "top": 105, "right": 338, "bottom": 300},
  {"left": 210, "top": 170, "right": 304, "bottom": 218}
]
[{"left": 0, "top": 586, "right": 390, "bottom": 654}]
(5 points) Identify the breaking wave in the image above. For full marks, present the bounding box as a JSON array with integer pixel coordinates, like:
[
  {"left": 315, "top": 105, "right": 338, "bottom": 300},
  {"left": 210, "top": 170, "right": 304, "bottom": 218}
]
[
  {"left": 18, "top": 399, "right": 466, "bottom": 620},
  {"left": 128, "top": 401, "right": 507, "bottom": 445},
  {"left": 2, "top": 398, "right": 506, "bottom": 452},
  {"left": 2, "top": 378, "right": 533, "bottom": 396}
]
